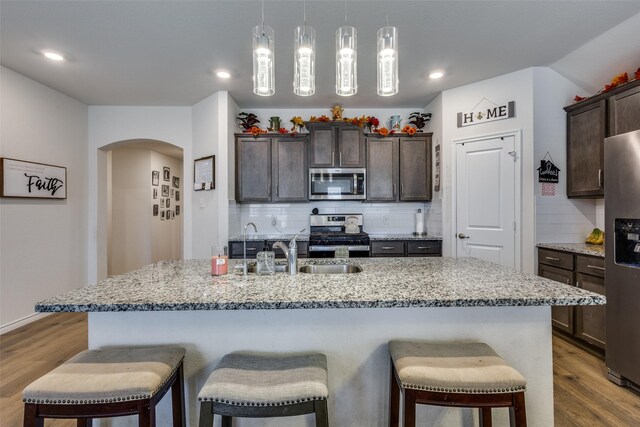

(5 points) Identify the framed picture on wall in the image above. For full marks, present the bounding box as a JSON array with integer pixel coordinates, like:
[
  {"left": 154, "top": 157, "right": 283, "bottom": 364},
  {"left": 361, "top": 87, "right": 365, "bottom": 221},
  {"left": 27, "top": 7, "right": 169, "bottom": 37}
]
[
  {"left": 175, "top": 191, "right": 180, "bottom": 201},
  {"left": 162, "top": 185, "right": 169, "bottom": 197},
  {"left": 161, "top": 210, "right": 165, "bottom": 220},
  {"left": 166, "top": 209, "right": 171, "bottom": 219},
  {"left": 161, "top": 199, "right": 165, "bottom": 208},
  {"left": 152, "top": 170, "right": 159, "bottom": 186},
  {"left": 171, "top": 188, "right": 175, "bottom": 197},
  {"left": 163, "top": 167, "right": 170, "bottom": 181},
  {"left": 153, "top": 188, "right": 158, "bottom": 199},
  {"left": 172, "top": 176, "right": 180, "bottom": 189},
  {"left": 153, "top": 204, "right": 159, "bottom": 216},
  {"left": 0, "top": 157, "right": 67, "bottom": 199},
  {"left": 176, "top": 205, "right": 180, "bottom": 216},
  {"left": 172, "top": 211, "right": 175, "bottom": 219},
  {"left": 194, "top": 155, "right": 215, "bottom": 191},
  {"left": 166, "top": 198, "right": 170, "bottom": 208}
]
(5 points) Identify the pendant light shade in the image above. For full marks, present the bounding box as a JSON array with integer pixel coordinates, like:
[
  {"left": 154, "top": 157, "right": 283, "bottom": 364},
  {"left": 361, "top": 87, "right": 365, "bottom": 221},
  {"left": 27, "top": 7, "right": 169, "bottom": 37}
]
[
  {"left": 336, "top": 26, "right": 357, "bottom": 96},
  {"left": 377, "top": 26, "right": 398, "bottom": 96},
  {"left": 294, "top": 25, "right": 315, "bottom": 96},
  {"left": 253, "top": 25, "right": 275, "bottom": 96}
]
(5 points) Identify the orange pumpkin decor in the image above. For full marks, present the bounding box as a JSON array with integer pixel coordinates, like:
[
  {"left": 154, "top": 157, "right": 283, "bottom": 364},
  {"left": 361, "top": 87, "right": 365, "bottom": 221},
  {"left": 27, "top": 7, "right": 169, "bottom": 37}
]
[
  {"left": 248, "top": 126, "right": 266, "bottom": 137},
  {"left": 317, "top": 115, "right": 330, "bottom": 122},
  {"left": 407, "top": 127, "right": 416, "bottom": 136},
  {"left": 377, "top": 127, "right": 390, "bottom": 137},
  {"left": 278, "top": 128, "right": 289, "bottom": 134},
  {"left": 635, "top": 67, "right": 640, "bottom": 80}
]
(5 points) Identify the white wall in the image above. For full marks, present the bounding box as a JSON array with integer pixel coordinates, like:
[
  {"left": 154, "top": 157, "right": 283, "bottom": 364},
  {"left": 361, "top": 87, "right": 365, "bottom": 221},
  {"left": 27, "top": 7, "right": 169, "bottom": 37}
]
[
  {"left": 440, "top": 68, "right": 536, "bottom": 273},
  {"left": 88, "top": 107, "right": 192, "bottom": 283},
  {"left": 424, "top": 93, "right": 444, "bottom": 238},
  {"left": 0, "top": 66, "right": 88, "bottom": 330},
  {"left": 108, "top": 147, "right": 183, "bottom": 276},
  {"left": 532, "top": 67, "right": 599, "bottom": 244}
]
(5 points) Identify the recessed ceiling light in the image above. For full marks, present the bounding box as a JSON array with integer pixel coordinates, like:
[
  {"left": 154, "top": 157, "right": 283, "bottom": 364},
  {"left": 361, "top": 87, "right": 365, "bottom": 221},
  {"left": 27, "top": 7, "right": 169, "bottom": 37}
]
[
  {"left": 429, "top": 71, "right": 444, "bottom": 79},
  {"left": 42, "top": 51, "right": 65, "bottom": 61},
  {"left": 216, "top": 70, "right": 231, "bottom": 79}
]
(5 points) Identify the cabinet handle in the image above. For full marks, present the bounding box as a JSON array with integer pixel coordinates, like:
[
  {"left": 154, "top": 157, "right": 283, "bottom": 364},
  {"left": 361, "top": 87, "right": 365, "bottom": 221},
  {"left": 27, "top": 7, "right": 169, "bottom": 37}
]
[
  {"left": 417, "top": 246, "right": 431, "bottom": 249},
  {"left": 332, "top": 151, "right": 335, "bottom": 165},
  {"left": 268, "top": 182, "right": 272, "bottom": 196},
  {"left": 276, "top": 184, "right": 279, "bottom": 197},
  {"left": 576, "top": 281, "right": 580, "bottom": 288},
  {"left": 545, "top": 256, "right": 560, "bottom": 262},
  {"left": 587, "top": 264, "right": 605, "bottom": 271},
  {"left": 339, "top": 151, "right": 342, "bottom": 166},
  {"left": 401, "top": 183, "right": 404, "bottom": 196},
  {"left": 246, "top": 248, "right": 257, "bottom": 251},
  {"left": 566, "top": 278, "right": 571, "bottom": 285},
  {"left": 381, "top": 246, "right": 396, "bottom": 250},
  {"left": 598, "top": 169, "right": 602, "bottom": 188},
  {"left": 393, "top": 184, "right": 396, "bottom": 196}
]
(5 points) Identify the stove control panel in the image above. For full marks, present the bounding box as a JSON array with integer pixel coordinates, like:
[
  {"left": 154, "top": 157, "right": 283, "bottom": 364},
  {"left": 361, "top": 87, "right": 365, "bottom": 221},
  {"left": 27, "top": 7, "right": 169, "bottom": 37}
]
[{"left": 310, "top": 214, "right": 363, "bottom": 227}]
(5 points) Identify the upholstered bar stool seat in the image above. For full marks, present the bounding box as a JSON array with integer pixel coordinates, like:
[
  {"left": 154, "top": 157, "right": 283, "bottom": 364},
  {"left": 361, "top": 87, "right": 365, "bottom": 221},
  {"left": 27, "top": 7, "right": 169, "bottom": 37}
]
[
  {"left": 389, "top": 341, "right": 527, "bottom": 427},
  {"left": 198, "top": 351, "right": 329, "bottom": 427},
  {"left": 23, "top": 346, "right": 186, "bottom": 427}
]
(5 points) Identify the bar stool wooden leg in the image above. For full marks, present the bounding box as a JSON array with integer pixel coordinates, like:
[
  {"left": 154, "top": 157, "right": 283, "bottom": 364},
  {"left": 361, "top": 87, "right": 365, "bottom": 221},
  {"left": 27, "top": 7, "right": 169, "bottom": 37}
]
[
  {"left": 198, "top": 402, "right": 213, "bottom": 427},
  {"left": 389, "top": 361, "right": 400, "bottom": 427},
  {"left": 479, "top": 407, "right": 492, "bottom": 427},
  {"left": 403, "top": 388, "right": 417, "bottom": 427},
  {"left": 221, "top": 415, "right": 232, "bottom": 427},
  {"left": 510, "top": 392, "right": 527, "bottom": 427},
  {"left": 172, "top": 364, "right": 186, "bottom": 427},
  {"left": 138, "top": 400, "right": 154, "bottom": 427},
  {"left": 76, "top": 418, "right": 91, "bottom": 427},
  {"left": 314, "top": 399, "right": 329, "bottom": 427},
  {"left": 23, "top": 403, "right": 43, "bottom": 427}
]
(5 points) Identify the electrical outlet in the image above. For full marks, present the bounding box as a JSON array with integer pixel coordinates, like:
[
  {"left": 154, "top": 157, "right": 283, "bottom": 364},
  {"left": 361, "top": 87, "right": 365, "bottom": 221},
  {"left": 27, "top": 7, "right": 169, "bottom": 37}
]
[
  {"left": 383, "top": 215, "right": 389, "bottom": 225},
  {"left": 272, "top": 216, "right": 277, "bottom": 226}
]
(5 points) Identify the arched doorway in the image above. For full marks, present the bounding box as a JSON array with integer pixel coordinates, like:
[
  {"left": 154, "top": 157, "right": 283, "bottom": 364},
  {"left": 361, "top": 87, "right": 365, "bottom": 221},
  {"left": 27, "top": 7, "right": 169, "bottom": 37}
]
[{"left": 104, "top": 139, "right": 183, "bottom": 276}]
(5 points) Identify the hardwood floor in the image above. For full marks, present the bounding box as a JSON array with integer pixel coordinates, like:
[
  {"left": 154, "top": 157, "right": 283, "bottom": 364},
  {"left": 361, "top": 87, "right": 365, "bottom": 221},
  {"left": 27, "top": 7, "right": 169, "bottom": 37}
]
[
  {"left": 1, "top": 313, "right": 87, "bottom": 426},
  {"left": 1, "top": 314, "right": 639, "bottom": 426}
]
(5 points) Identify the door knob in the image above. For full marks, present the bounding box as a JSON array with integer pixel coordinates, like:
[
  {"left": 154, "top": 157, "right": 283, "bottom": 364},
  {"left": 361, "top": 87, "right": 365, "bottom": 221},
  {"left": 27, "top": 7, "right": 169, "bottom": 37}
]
[{"left": 458, "top": 233, "right": 470, "bottom": 239}]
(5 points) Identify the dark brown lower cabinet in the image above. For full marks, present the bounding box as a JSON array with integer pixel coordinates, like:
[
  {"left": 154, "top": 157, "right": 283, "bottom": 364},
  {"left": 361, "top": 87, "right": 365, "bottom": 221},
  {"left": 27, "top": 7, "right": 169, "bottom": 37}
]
[
  {"left": 371, "top": 240, "right": 442, "bottom": 257},
  {"left": 537, "top": 247, "right": 605, "bottom": 352}
]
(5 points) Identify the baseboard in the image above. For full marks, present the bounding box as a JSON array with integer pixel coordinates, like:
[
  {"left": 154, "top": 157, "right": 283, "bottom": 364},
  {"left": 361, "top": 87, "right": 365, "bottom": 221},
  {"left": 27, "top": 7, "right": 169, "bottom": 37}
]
[{"left": 0, "top": 312, "right": 52, "bottom": 335}]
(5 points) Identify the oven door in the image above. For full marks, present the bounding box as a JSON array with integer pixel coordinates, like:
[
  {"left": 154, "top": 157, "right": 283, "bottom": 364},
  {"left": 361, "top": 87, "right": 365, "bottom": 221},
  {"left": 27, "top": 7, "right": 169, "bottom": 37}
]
[
  {"left": 308, "top": 245, "right": 370, "bottom": 258},
  {"left": 309, "top": 168, "right": 366, "bottom": 200}
]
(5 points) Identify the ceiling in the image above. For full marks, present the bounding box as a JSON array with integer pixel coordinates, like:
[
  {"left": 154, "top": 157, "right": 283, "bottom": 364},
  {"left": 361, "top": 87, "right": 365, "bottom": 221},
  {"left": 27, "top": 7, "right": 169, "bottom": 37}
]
[{"left": 2, "top": 1, "right": 639, "bottom": 108}]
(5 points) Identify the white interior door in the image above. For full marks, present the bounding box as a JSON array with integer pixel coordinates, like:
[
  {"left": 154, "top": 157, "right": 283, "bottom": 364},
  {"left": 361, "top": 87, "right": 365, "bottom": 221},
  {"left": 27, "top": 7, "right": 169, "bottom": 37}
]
[{"left": 455, "top": 135, "right": 516, "bottom": 268}]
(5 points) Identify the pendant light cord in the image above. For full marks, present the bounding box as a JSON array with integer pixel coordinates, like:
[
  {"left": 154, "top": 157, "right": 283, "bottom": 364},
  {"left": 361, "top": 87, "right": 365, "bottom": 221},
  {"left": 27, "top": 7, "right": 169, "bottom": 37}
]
[
  {"left": 344, "top": 0, "right": 347, "bottom": 23},
  {"left": 303, "top": 0, "right": 307, "bottom": 30},
  {"left": 261, "top": 0, "right": 265, "bottom": 32}
]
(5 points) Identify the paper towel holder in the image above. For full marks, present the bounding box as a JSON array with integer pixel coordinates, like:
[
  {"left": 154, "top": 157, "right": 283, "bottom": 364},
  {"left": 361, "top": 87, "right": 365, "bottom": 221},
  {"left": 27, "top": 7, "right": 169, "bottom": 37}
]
[{"left": 413, "top": 208, "right": 428, "bottom": 236}]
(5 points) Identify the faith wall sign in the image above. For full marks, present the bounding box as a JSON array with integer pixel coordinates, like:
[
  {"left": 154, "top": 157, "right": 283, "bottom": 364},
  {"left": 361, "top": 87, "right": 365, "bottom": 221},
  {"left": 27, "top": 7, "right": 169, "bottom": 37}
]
[{"left": 0, "top": 158, "right": 67, "bottom": 199}]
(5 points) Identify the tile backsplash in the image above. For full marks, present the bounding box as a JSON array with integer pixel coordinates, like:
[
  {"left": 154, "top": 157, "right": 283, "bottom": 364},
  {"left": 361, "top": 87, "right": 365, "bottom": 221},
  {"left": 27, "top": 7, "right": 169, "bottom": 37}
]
[
  {"left": 536, "top": 195, "right": 601, "bottom": 243},
  {"left": 228, "top": 201, "right": 442, "bottom": 236}
]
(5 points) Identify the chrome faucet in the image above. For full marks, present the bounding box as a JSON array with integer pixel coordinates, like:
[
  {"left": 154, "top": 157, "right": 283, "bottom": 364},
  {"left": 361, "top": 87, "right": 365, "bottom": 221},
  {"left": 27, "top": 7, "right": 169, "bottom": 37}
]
[
  {"left": 243, "top": 222, "right": 258, "bottom": 275},
  {"left": 272, "top": 228, "right": 306, "bottom": 276}
]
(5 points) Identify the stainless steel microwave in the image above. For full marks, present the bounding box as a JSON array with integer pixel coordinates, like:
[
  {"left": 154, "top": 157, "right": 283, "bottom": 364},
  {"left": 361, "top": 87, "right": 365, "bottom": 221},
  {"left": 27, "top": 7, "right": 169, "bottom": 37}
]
[{"left": 309, "top": 168, "right": 366, "bottom": 200}]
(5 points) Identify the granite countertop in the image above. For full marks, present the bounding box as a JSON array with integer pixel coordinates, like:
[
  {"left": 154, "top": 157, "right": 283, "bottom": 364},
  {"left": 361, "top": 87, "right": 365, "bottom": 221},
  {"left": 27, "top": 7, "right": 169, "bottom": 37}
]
[
  {"left": 229, "top": 234, "right": 310, "bottom": 242},
  {"left": 368, "top": 234, "right": 442, "bottom": 241},
  {"left": 36, "top": 257, "right": 604, "bottom": 312},
  {"left": 537, "top": 243, "right": 605, "bottom": 258}
]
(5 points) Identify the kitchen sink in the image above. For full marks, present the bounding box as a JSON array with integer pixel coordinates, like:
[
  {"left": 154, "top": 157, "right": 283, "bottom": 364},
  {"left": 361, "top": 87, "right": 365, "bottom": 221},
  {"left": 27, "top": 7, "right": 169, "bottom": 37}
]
[
  {"left": 245, "top": 263, "right": 289, "bottom": 274},
  {"left": 298, "top": 264, "right": 362, "bottom": 274}
]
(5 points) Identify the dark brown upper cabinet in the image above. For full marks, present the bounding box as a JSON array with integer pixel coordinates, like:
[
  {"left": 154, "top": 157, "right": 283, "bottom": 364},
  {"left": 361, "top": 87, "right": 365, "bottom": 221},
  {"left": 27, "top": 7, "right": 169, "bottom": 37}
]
[
  {"left": 366, "top": 133, "right": 432, "bottom": 202},
  {"left": 564, "top": 79, "right": 640, "bottom": 199},
  {"left": 235, "top": 134, "right": 308, "bottom": 203},
  {"left": 307, "top": 122, "right": 365, "bottom": 168}
]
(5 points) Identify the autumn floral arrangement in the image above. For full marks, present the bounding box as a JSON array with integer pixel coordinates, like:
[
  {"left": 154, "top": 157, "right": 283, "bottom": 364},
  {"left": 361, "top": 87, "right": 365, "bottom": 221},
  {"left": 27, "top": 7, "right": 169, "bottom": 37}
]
[
  {"left": 248, "top": 126, "right": 267, "bottom": 137},
  {"left": 237, "top": 112, "right": 260, "bottom": 131},
  {"left": 574, "top": 67, "right": 640, "bottom": 103},
  {"left": 290, "top": 116, "right": 305, "bottom": 132},
  {"left": 402, "top": 125, "right": 417, "bottom": 136}
]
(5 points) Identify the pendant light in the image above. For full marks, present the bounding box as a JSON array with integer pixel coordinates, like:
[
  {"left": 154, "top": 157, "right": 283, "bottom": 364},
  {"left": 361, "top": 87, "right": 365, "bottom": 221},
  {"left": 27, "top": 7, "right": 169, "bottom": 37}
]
[
  {"left": 336, "top": 2, "right": 357, "bottom": 96},
  {"left": 253, "top": 0, "right": 274, "bottom": 96},
  {"left": 377, "top": 17, "right": 398, "bottom": 96},
  {"left": 294, "top": 1, "right": 315, "bottom": 96}
]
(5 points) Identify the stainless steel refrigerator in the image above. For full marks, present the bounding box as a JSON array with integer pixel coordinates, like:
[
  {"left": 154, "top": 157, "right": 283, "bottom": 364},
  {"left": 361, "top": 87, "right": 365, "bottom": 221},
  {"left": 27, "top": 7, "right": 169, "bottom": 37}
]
[{"left": 604, "top": 128, "right": 640, "bottom": 390}]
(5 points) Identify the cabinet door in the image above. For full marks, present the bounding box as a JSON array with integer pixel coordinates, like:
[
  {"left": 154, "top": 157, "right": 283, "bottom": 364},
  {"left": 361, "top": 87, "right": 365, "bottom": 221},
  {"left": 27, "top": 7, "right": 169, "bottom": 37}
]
[
  {"left": 407, "top": 241, "right": 442, "bottom": 257},
  {"left": 272, "top": 137, "right": 308, "bottom": 202},
  {"left": 575, "top": 272, "right": 606, "bottom": 349},
  {"left": 566, "top": 100, "right": 605, "bottom": 198},
  {"left": 399, "top": 135, "right": 432, "bottom": 201},
  {"left": 236, "top": 137, "right": 271, "bottom": 202},
  {"left": 309, "top": 125, "right": 335, "bottom": 167},
  {"left": 538, "top": 263, "right": 574, "bottom": 334},
  {"left": 609, "top": 83, "right": 640, "bottom": 136},
  {"left": 367, "top": 137, "right": 398, "bottom": 201},
  {"left": 338, "top": 127, "right": 365, "bottom": 167}
]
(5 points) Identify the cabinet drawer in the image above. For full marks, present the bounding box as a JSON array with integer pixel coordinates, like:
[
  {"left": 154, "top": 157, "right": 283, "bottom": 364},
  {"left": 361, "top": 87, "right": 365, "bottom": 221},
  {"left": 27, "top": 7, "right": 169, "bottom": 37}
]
[
  {"left": 407, "top": 241, "right": 441, "bottom": 256},
  {"left": 371, "top": 241, "right": 405, "bottom": 256},
  {"left": 230, "top": 241, "right": 265, "bottom": 259},
  {"left": 538, "top": 249, "right": 573, "bottom": 270},
  {"left": 576, "top": 255, "right": 605, "bottom": 278}
]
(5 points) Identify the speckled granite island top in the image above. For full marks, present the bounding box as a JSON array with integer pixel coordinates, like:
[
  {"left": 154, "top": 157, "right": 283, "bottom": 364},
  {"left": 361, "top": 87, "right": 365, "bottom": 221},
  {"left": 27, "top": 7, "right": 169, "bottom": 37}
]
[
  {"left": 368, "top": 234, "right": 442, "bottom": 241},
  {"left": 36, "top": 258, "right": 604, "bottom": 312},
  {"left": 537, "top": 243, "right": 605, "bottom": 258}
]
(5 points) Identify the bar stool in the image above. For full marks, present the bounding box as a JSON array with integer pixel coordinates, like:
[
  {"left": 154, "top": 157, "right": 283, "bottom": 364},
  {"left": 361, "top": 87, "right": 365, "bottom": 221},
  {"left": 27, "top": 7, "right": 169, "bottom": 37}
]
[
  {"left": 389, "top": 340, "right": 527, "bottom": 427},
  {"left": 23, "top": 346, "right": 186, "bottom": 427},
  {"left": 198, "top": 351, "right": 329, "bottom": 426}
]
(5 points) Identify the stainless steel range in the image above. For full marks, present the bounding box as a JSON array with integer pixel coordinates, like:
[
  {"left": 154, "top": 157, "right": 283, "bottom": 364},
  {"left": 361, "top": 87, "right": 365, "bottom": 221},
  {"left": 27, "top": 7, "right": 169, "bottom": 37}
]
[{"left": 308, "top": 214, "right": 370, "bottom": 258}]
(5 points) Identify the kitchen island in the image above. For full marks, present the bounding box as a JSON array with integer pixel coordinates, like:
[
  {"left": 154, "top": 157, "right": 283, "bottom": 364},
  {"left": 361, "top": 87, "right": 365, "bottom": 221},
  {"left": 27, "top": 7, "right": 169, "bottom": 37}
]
[{"left": 36, "top": 258, "right": 604, "bottom": 427}]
